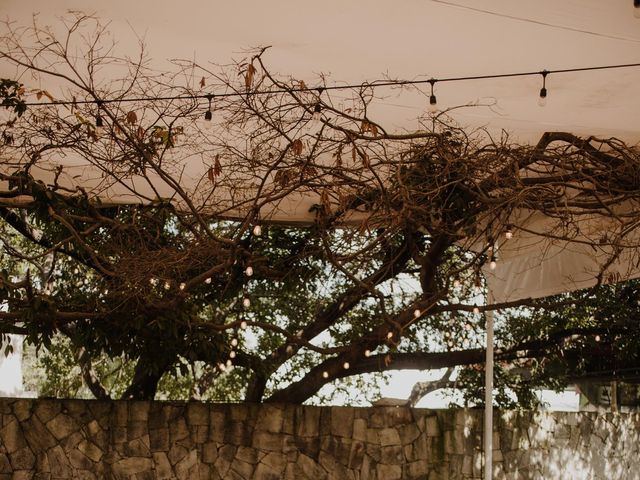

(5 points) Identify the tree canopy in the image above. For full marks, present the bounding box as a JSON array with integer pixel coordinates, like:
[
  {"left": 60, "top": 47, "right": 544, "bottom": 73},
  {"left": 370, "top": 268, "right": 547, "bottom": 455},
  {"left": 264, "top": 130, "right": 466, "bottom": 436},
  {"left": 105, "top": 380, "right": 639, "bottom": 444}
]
[{"left": 1, "top": 14, "right": 640, "bottom": 406}]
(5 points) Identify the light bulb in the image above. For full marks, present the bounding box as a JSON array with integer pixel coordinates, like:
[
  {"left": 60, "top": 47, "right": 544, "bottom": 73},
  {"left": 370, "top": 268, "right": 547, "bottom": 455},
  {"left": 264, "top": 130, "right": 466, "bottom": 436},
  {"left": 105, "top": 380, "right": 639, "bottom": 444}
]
[
  {"left": 538, "top": 88, "right": 547, "bottom": 107},
  {"left": 226, "top": 359, "right": 232, "bottom": 367},
  {"left": 387, "top": 331, "right": 393, "bottom": 339},
  {"left": 343, "top": 362, "right": 350, "bottom": 369},
  {"left": 428, "top": 95, "right": 438, "bottom": 113},
  {"left": 295, "top": 329, "right": 303, "bottom": 338},
  {"left": 219, "top": 363, "right": 226, "bottom": 372},
  {"left": 229, "top": 351, "right": 236, "bottom": 359},
  {"left": 179, "top": 282, "right": 186, "bottom": 290},
  {"left": 245, "top": 266, "right": 253, "bottom": 277},
  {"left": 413, "top": 309, "right": 421, "bottom": 318},
  {"left": 595, "top": 335, "right": 601, "bottom": 342},
  {"left": 322, "top": 371, "right": 329, "bottom": 378},
  {"left": 240, "top": 320, "right": 248, "bottom": 330},
  {"left": 243, "top": 297, "right": 251, "bottom": 308},
  {"left": 312, "top": 103, "right": 322, "bottom": 122},
  {"left": 364, "top": 349, "right": 371, "bottom": 357},
  {"left": 205, "top": 277, "right": 211, "bottom": 284},
  {"left": 473, "top": 306, "right": 480, "bottom": 314},
  {"left": 164, "top": 281, "right": 171, "bottom": 290},
  {"left": 252, "top": 225, "right": 262, "bottom": 236},
  {"left": 505, "top": 229, "right": 513, "bottom": 240},
  {"left": 286, "top": 345, "right": 293, "bottom": 353},
  {"left": 231, "top": 338, "right": 238, "bottom": 347},
  {"left": 489, "top": 258, "right": 497, "bottom": 270}
]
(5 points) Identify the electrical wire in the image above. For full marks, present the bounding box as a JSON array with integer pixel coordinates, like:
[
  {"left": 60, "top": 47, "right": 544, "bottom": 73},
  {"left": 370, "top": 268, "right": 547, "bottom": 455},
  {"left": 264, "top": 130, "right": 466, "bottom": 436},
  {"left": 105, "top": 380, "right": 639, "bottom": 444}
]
[{"left": 19, "top": 62, "right": 640, "bottom": 108}]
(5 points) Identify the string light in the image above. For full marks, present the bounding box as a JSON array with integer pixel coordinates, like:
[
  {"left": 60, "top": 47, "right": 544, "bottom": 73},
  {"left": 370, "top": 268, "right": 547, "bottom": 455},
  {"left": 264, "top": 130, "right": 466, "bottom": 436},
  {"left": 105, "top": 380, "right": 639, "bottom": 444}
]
[
  {"left": 204, "top": 94, "right": 213, "bottom": 121},
  {"left": 240, "top": 320, "right": 248, "bottom": 330},
  {"left": 252, "top": 224, "right": 262, "bottom": 236},
  {"left": 219, "top": 363, "right": 226, "bottom": 371},
  {"left": 226, "top": 359, "right": 232, "bottom": 367},
  {"left": 23, "top": 63, "right": 640, "bottom": 110},
  {"left": 413, "top": 309, "right": 421, "bottom": 318},
  {"left": 205, "top": 277, "right": 212, "bottom": 284},
  {"left": 163, "top": 281, "right": 171, "bottom": 290},
  {"left": 595, "top": 335, "right": 601, "bottom": 342},
  {"left": 245, "top": 266, "right": 253, "bottom": 276},
  {"left": 149, "top": 277, "right": 158, "bottom": 286},
  {"left": 386, "top": 331, "right": 394, "bottom": 339},
  {"left": 286, "top": 345, "right": 293, "bottom": 353},
  {"left": 243, "top": 297, "right": 251, "bottom": 308},
  {"left": 505, "top": 226, "right": 513, "bottom": 240},
  {"left": 489, "top": 256, "right": 497, "bottom": 270},
  {"left": 428, "top": 79, "right": 437, "bottom": 113},
  {"left": 473, "top": 305, "right": 480, "bottom": 314},
  {"left": 179, "top": 282, "right": 186, "bottom": 290},
  {"left": 229, "top": 351, "right": 236, "bottom": 359},
  {"left": 343, "top": 362, "right": 350, "bottom": 369},
  {"left": 322, "top": 371, "right": 329, "bottom": 378},
  {"left": 231, "top": 338, "right": 238, "bottom": 347},
  {"left": 364, "top": 349, "right": 371, "bottom": 357},
  {"left": 538, "top": 70, "right": 548, "bottom": 107}
]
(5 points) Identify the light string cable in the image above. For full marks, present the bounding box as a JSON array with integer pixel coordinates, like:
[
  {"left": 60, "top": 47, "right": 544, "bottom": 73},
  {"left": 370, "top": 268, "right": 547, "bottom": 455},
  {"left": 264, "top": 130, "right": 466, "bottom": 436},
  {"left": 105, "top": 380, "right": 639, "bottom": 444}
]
[{"left": 18, "top": 61, "right": 640, "bottom": 108}]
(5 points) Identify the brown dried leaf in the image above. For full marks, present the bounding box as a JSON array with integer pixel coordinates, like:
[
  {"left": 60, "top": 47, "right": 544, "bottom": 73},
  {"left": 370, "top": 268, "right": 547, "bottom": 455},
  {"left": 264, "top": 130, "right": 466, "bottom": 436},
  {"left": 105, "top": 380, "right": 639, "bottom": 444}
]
[
  {"left": 351, "top": 145, "right": 357, "bottom": 163},
  {"left": 136, "top": 126, "right": 145, "bottom": 140},
  {"left": 245, "top": 64, "right": 257, "bottom": 90},
  {"left": 299, "top": 80, "right": 307, "bottom": 90},
  {"left": 207, "top": 167, "right": 215, "bottom": 183},
  {"left": 384, "top": 354, "right": 392, "bottom": 367},
  {"left": 291, "top": 139, "right": 304, "bottom": 156},
  {"left": 214, "top": 154, "right": 222, "bottom": 176},
  {"left": 36, "top": 91, "right": 43, "bottom": 100},
  {"left": 360, "top": 151, "right": 370, "bottom": 168},
  {"left": 126, "top": 111, "right": 138, "bottom": 125},
  {"left": 200, "top": 76, "right": 206, "bottom": 88}
]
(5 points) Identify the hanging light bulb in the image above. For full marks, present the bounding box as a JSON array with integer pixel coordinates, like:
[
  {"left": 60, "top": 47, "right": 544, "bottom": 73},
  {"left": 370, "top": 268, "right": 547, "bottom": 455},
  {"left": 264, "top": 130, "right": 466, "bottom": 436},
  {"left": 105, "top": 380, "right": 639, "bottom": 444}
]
[
  {"left": 312, "top": 103, "right": 322, "bottom": 122},
  {"left": 240, "top": 320, "right": 248, "bottom": 330},
  {"left": 538, "top": 71, "right": 548, "bottom": 107},
  {"left": 505, "top": 226, "right": 513, "bottom": 240},
  {"left": 252, "top": 224, "right": 262, "bottom": 236},
  {"left": 243, "top": 297, "right": 251, "bottom": 308},
  {"left": 322, "top": 371, "right": 329, "bottom": 378},
  {"left": 489, "top": 256, "right": 497, "bottom": 270},
  {"left": 427, "top": 78, "right": 438, "bottom": 113},
  {"left": 343, "top": 362, "right": 350, "bottom": 370},
  {"left": 413, "top": 309, "right": 421, "bottom": 318},
  {"left": 286, "top": 345, "right": 293, "bottom": 353},
  {"left": 473, "top": 305, "right": 480, "bottom": 315},
  {"left": 595, "top": 334, "right": 601, "bottom": 342},
  {"left": 219, "top": 363, "right": 226, "bottom": 372},
  {"left": 364, "top": 349, "right": 371, "bottom": 357},
  {"left": 386, "top": 331, "right": 394, "bottom": 339},
  {"left": 149, "top": 277, "right": 158, "bottom": 286},
  {"left": 245, "top": 266, "right": 253, "bottom": 277},
  {"left": 179, "top": 282, "right": 186, "bottom": 291},
  {"left": 204, "top": 94, "right": 213, "bottom": 121},
  {"left": 312, "top": 87, "right": 324, "bottom": 123},
  {"left": 163, "top": 281, "right": 171, "bottom": 290},
  {"left": 205, "top": 277, "right": 212, "bottom": 284},
  {"left": 226, "top": 359, "right": 232, "bottom": 367},
  {"left": 231, "top": 338, "right": 238, "bottom": 347},
  {"left": 229, "top": 351, "right": 236, "bottom": 359}
]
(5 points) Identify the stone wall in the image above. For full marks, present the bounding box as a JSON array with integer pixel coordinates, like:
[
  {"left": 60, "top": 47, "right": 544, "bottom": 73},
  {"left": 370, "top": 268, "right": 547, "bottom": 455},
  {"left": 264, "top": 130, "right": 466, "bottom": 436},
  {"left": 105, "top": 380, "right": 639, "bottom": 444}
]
[{"left": 0, "top": 398, "right": 639, "bottom": 479}]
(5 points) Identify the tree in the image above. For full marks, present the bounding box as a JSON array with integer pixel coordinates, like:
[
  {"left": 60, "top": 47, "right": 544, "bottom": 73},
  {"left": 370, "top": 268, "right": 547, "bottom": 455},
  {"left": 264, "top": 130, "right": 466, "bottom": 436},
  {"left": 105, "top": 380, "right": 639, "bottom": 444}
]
[{"left": 1, "top": 14, "right": 640, "bottom": 405}]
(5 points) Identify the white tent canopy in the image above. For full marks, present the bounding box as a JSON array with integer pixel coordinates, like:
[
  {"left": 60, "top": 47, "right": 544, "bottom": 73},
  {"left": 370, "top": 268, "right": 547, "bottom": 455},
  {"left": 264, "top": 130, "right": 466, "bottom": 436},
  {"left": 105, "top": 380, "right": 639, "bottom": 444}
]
[{"left": 2, "top": 3, "right": 639, "bottom": 479}]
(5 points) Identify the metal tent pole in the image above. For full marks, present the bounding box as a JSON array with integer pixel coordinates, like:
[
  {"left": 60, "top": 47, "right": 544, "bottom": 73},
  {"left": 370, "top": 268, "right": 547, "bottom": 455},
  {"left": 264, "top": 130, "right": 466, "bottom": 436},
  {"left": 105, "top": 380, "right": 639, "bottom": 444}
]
[{"left": 484, "top": 298, "right": 494, "bottom": 480}]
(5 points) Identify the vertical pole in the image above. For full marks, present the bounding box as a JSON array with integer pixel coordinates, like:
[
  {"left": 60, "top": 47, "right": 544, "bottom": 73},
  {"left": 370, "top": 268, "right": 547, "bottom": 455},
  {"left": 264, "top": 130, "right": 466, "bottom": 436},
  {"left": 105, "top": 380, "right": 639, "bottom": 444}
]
[{"left": 484, "top": 303, "right": 494, "bottom": 480}]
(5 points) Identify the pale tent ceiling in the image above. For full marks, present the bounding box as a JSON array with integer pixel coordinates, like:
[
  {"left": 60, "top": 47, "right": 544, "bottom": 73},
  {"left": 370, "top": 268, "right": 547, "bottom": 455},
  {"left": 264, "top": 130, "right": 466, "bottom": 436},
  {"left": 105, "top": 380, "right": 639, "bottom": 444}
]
[{"left": 1, "top": 0, "right": 640, "bottom": 301}]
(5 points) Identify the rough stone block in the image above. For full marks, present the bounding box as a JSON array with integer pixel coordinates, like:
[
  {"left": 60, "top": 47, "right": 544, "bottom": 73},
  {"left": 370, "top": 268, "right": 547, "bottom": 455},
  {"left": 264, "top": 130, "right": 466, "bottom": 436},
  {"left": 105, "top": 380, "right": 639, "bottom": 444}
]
[
  {"left": 0, "top": 419, "right": 25, "bottom": 453},
  {"left": 9, "top": 446, "right": 35, "bottom": 470},
  {"left": 330, "top": 408, "right": 354, "bottom": 438},
  {"left": 149, "top": 428, "right": 170, "bottom": 452},
  {"left": 379, "top": 428, "right": 401, "bottom": 447},
  {"left": 186, "top": 403, "right": 209, "bottom": 427},
  {"left": 152, "top": 452, "right": 173, "bottom": 480},
  {"left": 377, "top": 463, "right": 402, "bottom": 480},
  {"left": 129, "top": 402, "right": 150, "bottom": 423},
  {"left": 77, "top": 440, "right": 103, "bottom": 463},
  {"left": 111, "top": 456, "right": 153, "bottom": 476}
]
